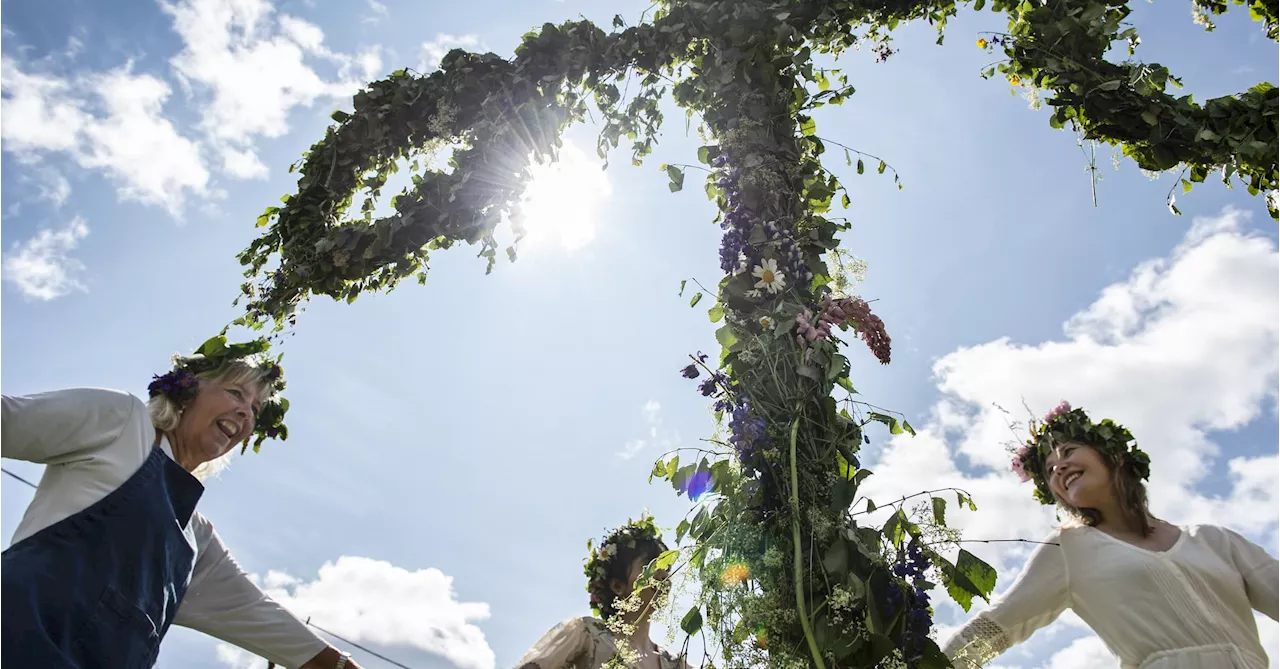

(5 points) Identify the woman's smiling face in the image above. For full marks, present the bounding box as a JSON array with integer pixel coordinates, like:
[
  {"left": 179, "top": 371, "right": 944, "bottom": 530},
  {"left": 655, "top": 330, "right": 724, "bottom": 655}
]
[{"left": 1044, "top": 441, "right": 1112, "bottom": 509}]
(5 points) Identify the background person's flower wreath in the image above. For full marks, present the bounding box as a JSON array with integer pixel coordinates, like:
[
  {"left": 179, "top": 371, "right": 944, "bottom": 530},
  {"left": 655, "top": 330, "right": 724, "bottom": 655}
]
[
  {"left": 1012, "top": 401, "right": 1152, "bottom": 504},
  {"left": 148, "top": 335, "right": 289, "bottom": 453},
  {"left": 583, "top": 514, "right": 667, "bottom": 618}
]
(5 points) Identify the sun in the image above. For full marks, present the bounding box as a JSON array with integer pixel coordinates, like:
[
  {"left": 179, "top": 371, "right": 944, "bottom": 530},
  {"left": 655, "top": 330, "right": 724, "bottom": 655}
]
[{"left": 516, "top": 141, "right": 611, "bottom": 251}]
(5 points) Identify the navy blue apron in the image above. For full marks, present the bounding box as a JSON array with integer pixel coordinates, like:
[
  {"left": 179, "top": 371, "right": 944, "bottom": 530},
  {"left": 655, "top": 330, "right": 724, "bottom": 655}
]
[{"left": 2, "top": 445, "right": 204, "bottom": 668}]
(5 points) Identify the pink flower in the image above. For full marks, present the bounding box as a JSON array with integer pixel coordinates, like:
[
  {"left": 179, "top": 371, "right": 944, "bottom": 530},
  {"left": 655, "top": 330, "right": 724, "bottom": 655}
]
[
  {"left": 1044, "top": 400, "right": 1072, "bottom": 423},
  {"left": 1011, "top": 451, "right": 1031, "bottom": 483}
]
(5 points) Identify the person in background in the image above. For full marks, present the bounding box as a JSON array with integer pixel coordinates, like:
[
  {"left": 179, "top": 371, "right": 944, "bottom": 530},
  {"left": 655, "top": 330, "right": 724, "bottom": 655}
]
[{"left": 515, "top": 514, "right": 689, "bottom": 669}]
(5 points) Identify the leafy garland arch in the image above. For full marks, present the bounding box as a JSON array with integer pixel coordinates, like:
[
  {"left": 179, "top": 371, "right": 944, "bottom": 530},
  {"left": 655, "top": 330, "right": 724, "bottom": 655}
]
[{"left": 233, "top": 0, "right": 1276, "bottom": 666}]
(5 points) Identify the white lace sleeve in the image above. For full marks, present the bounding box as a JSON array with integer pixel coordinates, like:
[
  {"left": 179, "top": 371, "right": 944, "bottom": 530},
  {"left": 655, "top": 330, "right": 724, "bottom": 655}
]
[
  {"left": 941, "top": 614, "right": 1011, "bottom": 669},
  {"left": 941, "top": 535, "right": 1069, "bottom": 667}
]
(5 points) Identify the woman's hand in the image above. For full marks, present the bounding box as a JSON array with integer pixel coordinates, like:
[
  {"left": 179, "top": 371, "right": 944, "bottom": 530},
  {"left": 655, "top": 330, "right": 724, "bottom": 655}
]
[{"left": 300, "top": 645, "right": 364, "bottom": 669}]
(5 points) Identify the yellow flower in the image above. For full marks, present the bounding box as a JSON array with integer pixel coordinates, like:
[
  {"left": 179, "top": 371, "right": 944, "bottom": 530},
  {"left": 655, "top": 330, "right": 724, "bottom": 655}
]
[
  {"left": 976, "top": 38, "right": 989, "bottom": 49},
  {"left": 1010, "top": 75, "right": 1022, "bottom": 86},
  {"left": 720, "top": 563, "right": 750, "bottom": 586}
]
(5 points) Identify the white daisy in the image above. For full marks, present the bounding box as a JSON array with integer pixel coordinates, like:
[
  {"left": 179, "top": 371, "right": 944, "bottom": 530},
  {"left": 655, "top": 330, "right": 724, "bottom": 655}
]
[
  {"left": 759, "top": 315, "right": 776, "bottom": 330},
  {"left": 746, "top": 289, "right": 763, "bottom": 299},
  {"left": 752, "top": 258, "right": 787, "bottom": 294}
]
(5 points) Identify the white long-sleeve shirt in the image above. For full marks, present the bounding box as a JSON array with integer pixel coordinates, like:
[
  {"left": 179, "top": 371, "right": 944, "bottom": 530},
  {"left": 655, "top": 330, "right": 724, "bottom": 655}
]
[
  {"left": 2, "top": 387, "right": 328, "bottom": 669},
  {"left": 941, "top": 525, "right": 1278, "bottom": 669}
]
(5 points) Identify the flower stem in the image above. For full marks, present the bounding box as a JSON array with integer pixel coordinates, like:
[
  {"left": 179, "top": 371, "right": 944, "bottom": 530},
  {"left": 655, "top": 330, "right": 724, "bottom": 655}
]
[{"left": 790, "top": 417, "right": 826, "bottom": 669}]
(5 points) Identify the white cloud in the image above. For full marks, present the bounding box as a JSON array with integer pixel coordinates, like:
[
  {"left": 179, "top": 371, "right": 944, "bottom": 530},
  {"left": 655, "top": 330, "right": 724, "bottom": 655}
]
[
  {"left": 161, "top": 0, "right": 382, "bottom": 179},
  {"left": 27, "top": 168, "right": 71, "bottom": 208},
  {"left": 1042, "top": 635, "right": 1118, "bottom": 669},
  {"left": 618, "top": 400, "right": 679, "bottom": 460},
  {"left": 858, "top": 207, "right": 1278, "bottom": 664},
  {"left": 419, "top": 33, "right": 481, "bottom": 72},
  {"left": 363, "top": 0, "right": 388, "bottom": 24},
  {"left": 215, "top": 556, "right": 494, "bottom": 669},
  {"left": 2, "top": 216, "right": 90, "bottom": 300},
  {"left": 0, "top": 58, "right": 209, "bottom": 214}
]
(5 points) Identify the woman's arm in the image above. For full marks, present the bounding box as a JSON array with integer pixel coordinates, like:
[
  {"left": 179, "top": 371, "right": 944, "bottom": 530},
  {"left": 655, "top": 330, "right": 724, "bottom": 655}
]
[
  {"left": 175, "top": 516, "right": 359, "bottom": 668},
  {"left": 300, "top": 646, "right": 364, "bottom": 669},
  {"left": 1, "top": 388, "right": 140, "bottom": 464},
  {"left": 942, "top": 537, "right": 1070, "bottom": 668},
  {"left": 1221, "top": 526, "right": 1279, "bottom": 621}
]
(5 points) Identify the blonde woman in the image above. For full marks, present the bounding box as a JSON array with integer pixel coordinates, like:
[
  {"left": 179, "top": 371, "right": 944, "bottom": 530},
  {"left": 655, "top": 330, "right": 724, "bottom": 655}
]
[
  {"left": 942, "top": 402, "right": 1278, "bottom": 668},
  {"left": 516, "top": 515, "right": 688, "bottom": 669},
  {"left": 2, "top": 336, "right": 361, "bottom": 669}
]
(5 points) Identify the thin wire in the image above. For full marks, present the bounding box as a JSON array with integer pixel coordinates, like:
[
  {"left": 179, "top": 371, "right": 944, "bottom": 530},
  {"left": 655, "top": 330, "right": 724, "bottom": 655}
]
[
  {"left": 1, "top": 467, "right": 423, "bottom": 669},
  {"left": 304, "top": 619, "right": 419, "bottom": 669},
  {"left": 2, "top": 467, "right": 39, "bottom": 488}
]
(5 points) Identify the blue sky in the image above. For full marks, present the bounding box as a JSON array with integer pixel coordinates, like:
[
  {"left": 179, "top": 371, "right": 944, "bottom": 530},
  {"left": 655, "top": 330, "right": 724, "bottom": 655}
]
[{"left": 1, "top": 1, "right": 1277, "bottom": 668}]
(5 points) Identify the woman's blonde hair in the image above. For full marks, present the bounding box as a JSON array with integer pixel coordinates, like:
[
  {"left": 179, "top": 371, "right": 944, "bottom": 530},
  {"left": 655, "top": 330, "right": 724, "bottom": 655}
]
[
  {"left": 147, "top": 360, "right": 278, "bottom": 480},
  {"left": 1044, "top": 442, "right": 1153, "bottom": 536}
]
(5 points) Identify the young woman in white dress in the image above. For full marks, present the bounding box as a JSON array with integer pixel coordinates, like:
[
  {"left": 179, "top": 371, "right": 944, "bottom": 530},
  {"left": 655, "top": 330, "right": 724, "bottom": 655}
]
[
  {"left": 942, "top": 402, "right": 1278, "bottom": 669},
  {"left": 515, "top": 515, "right": 689, "bottom": 669}
]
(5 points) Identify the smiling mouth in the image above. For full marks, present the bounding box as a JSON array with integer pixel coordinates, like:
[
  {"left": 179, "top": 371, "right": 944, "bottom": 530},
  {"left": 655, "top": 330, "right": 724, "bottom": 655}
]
[
  {"left": 216, "top": 420, "right": 239, "bottom": 439},
  {"left": 1064, "top": 471, "right": 1083, "bottom": 489}
]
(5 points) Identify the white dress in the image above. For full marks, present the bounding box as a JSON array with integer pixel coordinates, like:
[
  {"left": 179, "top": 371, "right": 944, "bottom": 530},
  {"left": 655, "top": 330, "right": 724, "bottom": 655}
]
[
  {"left": 942, "top": 524, "right": 1278, "bottom": 669},
  {"left": 515, "top": 617, "right": 688, "bottom": 669}
]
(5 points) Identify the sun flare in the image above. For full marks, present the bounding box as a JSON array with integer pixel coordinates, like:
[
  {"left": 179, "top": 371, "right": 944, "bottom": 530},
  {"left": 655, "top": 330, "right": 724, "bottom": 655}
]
[{"left": 516, "top": 141, "right": 611, "bottom": 251}]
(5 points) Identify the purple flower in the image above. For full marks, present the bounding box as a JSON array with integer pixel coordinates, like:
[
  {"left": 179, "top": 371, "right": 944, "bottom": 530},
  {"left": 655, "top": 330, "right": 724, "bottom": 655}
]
[
  {"left": 148, "top": 369, "right": 198, "bottom": 401},
  {"left": 720, "top": 228, "right": 746, "bottom": 272},
  {"left": 681, "top": 364, "right": 700, "bottom": 379},
  {"left": 682, "top": 468, "right": 713, "bottom": 501},
  {"left": 698, "top": 372, "right": 728, "bottom": 397}
]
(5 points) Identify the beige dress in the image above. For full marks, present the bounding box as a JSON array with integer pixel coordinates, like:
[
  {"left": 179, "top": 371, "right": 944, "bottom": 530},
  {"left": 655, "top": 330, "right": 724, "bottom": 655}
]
[
  {"left": 515, "top": 616, "right": 688, "bottom": 669},
  {"left": 942, "top": 524, "right": 1278, "bottom": 668}
]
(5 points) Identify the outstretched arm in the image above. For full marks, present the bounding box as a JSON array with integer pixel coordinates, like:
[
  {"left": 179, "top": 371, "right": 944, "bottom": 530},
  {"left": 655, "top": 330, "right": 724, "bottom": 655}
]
[
  {"left": 1222, "top": 527, "right": 1279, "bottom": 621},
  {"left": 175, "top": 516, "right": 359, "bottom": 669},
  {"left": 942, "top": 537, "right": 1070, "bottom": 668}
]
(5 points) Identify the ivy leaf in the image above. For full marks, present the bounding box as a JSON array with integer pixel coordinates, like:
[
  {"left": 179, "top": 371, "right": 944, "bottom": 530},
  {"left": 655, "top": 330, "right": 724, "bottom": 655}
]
[
  {"left": 655, "top": 549, "right": 680, "bottom": 571},
  {"left": 697, "top": 146, "right": 711, "bottom": 164},
  {"left": 877, "top": 160, "right": 887, "bottom": 174},
  {"left": 939, "top": 549, "right": 998, "bottom": 611},
  {"left": 856, "top": 158, "right": 865, "bottom": 174},
  {"left": 715, "top": 325, "right": 740, "bottom": 351},
  {"left": 256, "top": 206, "right": 281, "bottom": 228},
  {"left": 680, "top": 605, "right": 703, "bottom": 635},
  {"left": 869, "top": 412, "right": 905, "bottom": 435},
  {"left": 974, "top": 0, "right": 986, "bottom": 9},
  {"left": 1182, "top": 179, "right": 1193, "bottom": 193},
  {"left": 931, "top": 497, "right": 947, "bottom": 525},
  {"left": 665, "top": 164, "right": 685, "bottom": 192},
  {"left": 882, "top": 509, "right": 908, "bottom": 548},
  {"left": 678, "top": 279, "right": 687, "bottom": 296},
  {"left": 1097, "top": 80, "right": 1122, "bottom": 91},
  {"left": 823, "top": 538, "right": 850, "bottom": 575},
  {"left": 708, "top": 304, "right": 725, "bottom": 322},
  {"left": 956, "top": 491, "right": 977, "bottom": 511},
  {"left": 799, "top": 116, "right": 817, "bottom": 136},
  {"left": 330, "top": 110, "right": 351, "bottom": 123},
  {"left": 844, "top": 148, "right": 852, "bottom": 166},
  {"left": 690, "top": 292, "right": 703, "bottom": 307}
]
